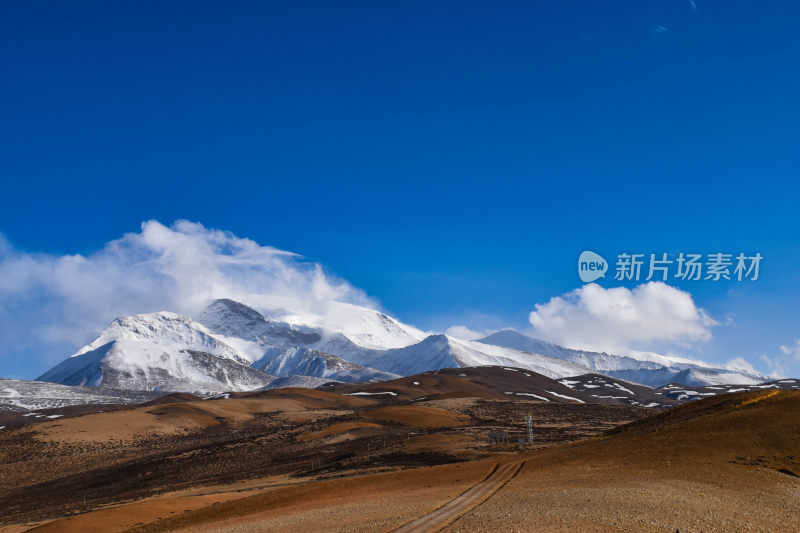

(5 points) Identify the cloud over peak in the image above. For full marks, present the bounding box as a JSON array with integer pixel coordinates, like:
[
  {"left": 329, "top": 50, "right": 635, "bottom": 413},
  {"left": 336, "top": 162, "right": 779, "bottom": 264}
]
[{"left": 0, "top": 220, "right": 373, "bottom": 375}]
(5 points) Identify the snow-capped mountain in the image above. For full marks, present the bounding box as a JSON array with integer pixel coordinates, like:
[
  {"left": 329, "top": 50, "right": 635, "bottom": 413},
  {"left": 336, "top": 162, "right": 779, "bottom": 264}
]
[
  {"left": 200, "top": 297, "right": 427, "bottom": 351},
  {"left": 37, "top": 312, "right": 276, "bottom": 392},
  {"left": 200, "top": 300, "right": 595, "bottom": 380},
  {"left": 36, "top": 300, "right": 412, "bottom": 392},
  {"left": 196, "top": 299, "right": 324, "bottom": 355},
  {"left": 477, "top": 330, "right": 765, "bottom": 387},
  {"left": 343, "top": 334, "right": 592, "bottom": 379},
  {"left": 71, "top": 312, "right": 245, "bottom": 363},
  {"left": 35, "top": 298, "right": 767, "bottom": 394}
]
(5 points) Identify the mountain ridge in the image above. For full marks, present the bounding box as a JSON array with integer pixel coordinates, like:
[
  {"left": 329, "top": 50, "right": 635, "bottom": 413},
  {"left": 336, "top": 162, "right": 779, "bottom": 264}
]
[
  {"left": 478, "top": 329, "right": 765, "bottom": 387},
  {"left": 34, "top": 298, "right": 768, "bottom": 393}
]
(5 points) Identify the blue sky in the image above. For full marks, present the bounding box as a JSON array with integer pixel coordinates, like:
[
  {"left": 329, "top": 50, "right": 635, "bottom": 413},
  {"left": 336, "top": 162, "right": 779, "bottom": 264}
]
[{"left": 1, "top": 1, "right": 799, "bottom": 378}]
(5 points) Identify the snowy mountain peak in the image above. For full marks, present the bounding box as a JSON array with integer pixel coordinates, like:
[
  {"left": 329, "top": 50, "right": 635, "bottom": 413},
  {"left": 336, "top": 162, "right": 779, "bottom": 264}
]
[
  {"left": 73, "top": 311, "right": 242, "bottom": 363},
  {"left": 37, "top": 298, "right": 426, "bottom": 392},
  {"left": 196, "top": 299, "right": 322, "bottom": 348},
  {"left": 36, "top": 309, "right": 272, "bottom": 392},
  {"left": 339, "top": 333, "right": 593, "bottom": 380},
  {"left": 201, "top": 299, "right": 268, "bottom": 329},
  {"left": 221, "top": 295, "right": 428, "bottom": 350}
]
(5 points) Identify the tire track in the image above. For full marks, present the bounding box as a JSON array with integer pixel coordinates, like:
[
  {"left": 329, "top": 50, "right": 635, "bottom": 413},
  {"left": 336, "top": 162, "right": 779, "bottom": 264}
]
[{"left": 391, "top": 461, "right": 524, "bottom": 533}]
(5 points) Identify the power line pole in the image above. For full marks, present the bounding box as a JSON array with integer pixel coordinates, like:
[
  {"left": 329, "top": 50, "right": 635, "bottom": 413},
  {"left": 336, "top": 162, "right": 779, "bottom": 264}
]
[{"left": 525, "top": 415, "right": 533, "bottom": 444}]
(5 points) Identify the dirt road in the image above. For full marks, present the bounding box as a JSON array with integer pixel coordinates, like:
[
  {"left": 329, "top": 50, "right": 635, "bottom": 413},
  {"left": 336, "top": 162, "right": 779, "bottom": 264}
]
[{"left": 391, "top": 461, "right": 524, "bottom": 533}]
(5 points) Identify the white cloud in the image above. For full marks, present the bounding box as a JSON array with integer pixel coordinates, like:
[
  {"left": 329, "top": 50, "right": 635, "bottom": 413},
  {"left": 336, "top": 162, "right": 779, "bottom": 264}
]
[
  {"left": 760, "top": 341, "right": 800, "bottom": 378},
  {"left": 0, "top": 220, "right": 374, "bottom": 375},
  {"left": 445, "top": 325, "right": 492, "bottom": 341},
  {"left": 528, "top": 282, "right": 717, "bottom": 354}
]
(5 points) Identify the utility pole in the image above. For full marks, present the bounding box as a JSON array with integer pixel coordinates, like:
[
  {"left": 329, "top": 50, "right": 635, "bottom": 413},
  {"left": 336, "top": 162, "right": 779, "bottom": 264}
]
[{"left": 525, "top": 415, "right": 534, "bottom": 444}]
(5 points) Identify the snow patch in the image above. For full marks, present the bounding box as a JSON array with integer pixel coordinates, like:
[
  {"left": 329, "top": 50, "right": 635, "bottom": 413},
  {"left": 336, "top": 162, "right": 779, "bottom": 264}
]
[
  {"left": 546, "top": 391, "right": 585, "bottom": 403},
  {"left": 514, "top": 393, "right": 550, "bottom": 401},
  {"left": 612, "top": 383, "right": 634, "bottom": 395}
]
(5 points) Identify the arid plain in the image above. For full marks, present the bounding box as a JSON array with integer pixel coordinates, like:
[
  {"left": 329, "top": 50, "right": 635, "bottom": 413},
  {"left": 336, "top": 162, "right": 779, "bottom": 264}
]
[{"left": 1, "top": 368, "right": 798, "bottom": 532}]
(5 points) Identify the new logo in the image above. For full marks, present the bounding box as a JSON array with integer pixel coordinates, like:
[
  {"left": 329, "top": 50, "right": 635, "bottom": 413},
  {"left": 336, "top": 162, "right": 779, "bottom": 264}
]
[{"left": 578, "top": 250, "right": 607, "bottom": 283}]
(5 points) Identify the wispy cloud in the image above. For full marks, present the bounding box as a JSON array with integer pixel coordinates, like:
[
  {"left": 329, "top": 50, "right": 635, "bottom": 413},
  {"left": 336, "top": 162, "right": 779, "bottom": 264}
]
[
  {"left": 653, "top": 25, "right": 668, "bottom": 37},
  {"left": 726, "top": 357, "right": 757, "bottom": 374},
  {"left": 759, "top": 341, "right": 800, "bottom": 378}
]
